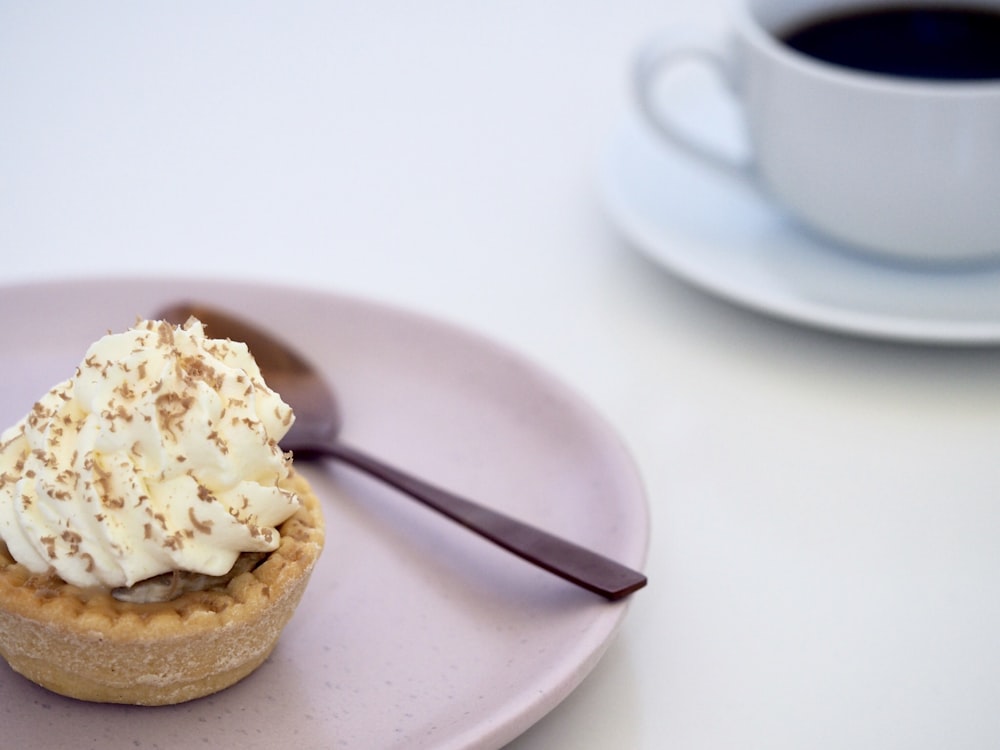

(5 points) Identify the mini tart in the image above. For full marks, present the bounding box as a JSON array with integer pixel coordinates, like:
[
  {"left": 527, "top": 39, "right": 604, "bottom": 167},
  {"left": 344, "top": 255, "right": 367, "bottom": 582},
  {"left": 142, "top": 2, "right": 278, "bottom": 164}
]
[{"left": 0, "top": 469, "right": 324, "bottom": 706}]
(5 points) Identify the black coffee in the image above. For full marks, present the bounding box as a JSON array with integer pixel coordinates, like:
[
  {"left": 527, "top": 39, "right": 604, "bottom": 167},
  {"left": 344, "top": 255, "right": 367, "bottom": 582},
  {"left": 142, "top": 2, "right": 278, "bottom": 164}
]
[{"left": 781, "top": 5, "right": 1000, "bottom": 80}]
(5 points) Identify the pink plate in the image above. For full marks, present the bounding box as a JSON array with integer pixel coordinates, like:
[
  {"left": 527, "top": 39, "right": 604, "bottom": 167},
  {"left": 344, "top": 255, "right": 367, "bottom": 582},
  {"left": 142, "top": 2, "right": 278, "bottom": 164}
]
[{"left": 0, "top": 278, "right": 648, "bottom": 750}]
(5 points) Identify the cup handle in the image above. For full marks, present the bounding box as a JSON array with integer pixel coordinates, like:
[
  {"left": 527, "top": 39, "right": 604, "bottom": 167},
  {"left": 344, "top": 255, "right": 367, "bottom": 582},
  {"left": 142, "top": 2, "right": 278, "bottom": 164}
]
[{"left": 633, "top": 29, "right": 753, "bottom": 182}]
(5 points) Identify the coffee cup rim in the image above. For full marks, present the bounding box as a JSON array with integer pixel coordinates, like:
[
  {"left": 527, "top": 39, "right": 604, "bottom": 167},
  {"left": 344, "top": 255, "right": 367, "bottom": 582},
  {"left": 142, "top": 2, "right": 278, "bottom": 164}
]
[{"left": 736, "top": 0, "right": 1000, "bottom": 96}]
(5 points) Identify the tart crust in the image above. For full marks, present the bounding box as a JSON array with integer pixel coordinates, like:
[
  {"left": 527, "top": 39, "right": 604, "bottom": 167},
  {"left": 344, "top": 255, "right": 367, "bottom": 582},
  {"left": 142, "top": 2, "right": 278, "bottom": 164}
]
[{"left": 0, "top": 468, "right": 324, "bottom": 705}]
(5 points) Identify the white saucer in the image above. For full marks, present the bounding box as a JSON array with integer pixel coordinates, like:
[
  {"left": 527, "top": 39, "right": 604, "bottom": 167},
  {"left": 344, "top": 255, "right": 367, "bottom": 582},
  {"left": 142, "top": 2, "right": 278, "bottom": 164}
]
[{"left": 601, "top": 114, "right": 1000, "bottom": 345}]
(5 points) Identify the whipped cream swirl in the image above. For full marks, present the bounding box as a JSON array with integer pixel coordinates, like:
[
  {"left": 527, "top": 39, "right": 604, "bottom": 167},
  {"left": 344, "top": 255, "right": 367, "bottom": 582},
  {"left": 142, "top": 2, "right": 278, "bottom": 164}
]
[{"left": 0, "top": 318, "right": 300, "bottom": 590}]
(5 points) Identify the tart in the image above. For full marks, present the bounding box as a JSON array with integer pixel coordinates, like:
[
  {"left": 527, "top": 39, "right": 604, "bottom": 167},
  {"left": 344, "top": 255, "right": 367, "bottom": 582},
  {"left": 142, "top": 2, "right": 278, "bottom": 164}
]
[{"left": 0, "top": 468, "right": 324, "bottom": 705}]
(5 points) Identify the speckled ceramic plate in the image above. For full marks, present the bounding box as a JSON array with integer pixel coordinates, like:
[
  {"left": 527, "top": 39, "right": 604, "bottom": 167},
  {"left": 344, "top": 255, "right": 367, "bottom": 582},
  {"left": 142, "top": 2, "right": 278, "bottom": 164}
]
[{"left": 0, "top": 278, "right": 648, "bottom": 750}]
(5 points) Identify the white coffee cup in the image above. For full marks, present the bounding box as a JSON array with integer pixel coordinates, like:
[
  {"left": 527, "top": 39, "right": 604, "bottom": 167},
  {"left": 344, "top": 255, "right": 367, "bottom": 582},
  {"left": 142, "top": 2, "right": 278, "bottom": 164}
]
[{"left": 634, "top": 0, "right": 1000, "bottom": 265}]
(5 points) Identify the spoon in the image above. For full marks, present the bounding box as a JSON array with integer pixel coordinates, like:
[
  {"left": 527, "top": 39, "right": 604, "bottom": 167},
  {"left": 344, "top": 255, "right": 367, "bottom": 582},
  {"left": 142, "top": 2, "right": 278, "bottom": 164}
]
[{"left": 158, "top": 303, "right": 647, "bottom": 601}]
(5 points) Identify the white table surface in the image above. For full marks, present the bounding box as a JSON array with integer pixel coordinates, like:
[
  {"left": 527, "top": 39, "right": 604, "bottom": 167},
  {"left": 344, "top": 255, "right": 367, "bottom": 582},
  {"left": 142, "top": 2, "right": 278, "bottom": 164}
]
[{"left": 5, "top": 2, "right": 1000, "bottom": 748}]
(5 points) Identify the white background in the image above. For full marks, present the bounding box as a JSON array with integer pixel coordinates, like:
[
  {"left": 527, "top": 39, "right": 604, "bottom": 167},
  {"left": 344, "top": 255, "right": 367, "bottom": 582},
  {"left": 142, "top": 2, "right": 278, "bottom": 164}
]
[{"left": 4, "top": 2, "right": 1000, "bottom": 748}]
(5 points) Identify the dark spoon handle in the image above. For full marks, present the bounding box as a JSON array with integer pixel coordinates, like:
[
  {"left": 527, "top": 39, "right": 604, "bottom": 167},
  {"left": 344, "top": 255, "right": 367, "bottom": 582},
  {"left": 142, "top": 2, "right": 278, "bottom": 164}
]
[{"left": 298, "top": 441, "right": 647, "bottom": 601}]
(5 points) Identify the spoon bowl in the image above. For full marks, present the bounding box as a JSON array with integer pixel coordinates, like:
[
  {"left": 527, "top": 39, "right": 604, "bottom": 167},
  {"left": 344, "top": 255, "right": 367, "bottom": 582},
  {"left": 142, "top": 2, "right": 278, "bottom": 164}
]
[{"left": 159, "top": 303, "right": 647, "bottom": 601}]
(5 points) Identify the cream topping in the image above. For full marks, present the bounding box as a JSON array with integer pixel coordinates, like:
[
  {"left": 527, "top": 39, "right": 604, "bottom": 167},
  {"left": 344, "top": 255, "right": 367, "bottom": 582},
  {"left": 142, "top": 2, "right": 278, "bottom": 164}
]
[{"left": 0, "top": 318, "right": 300, "bottom": 590}]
